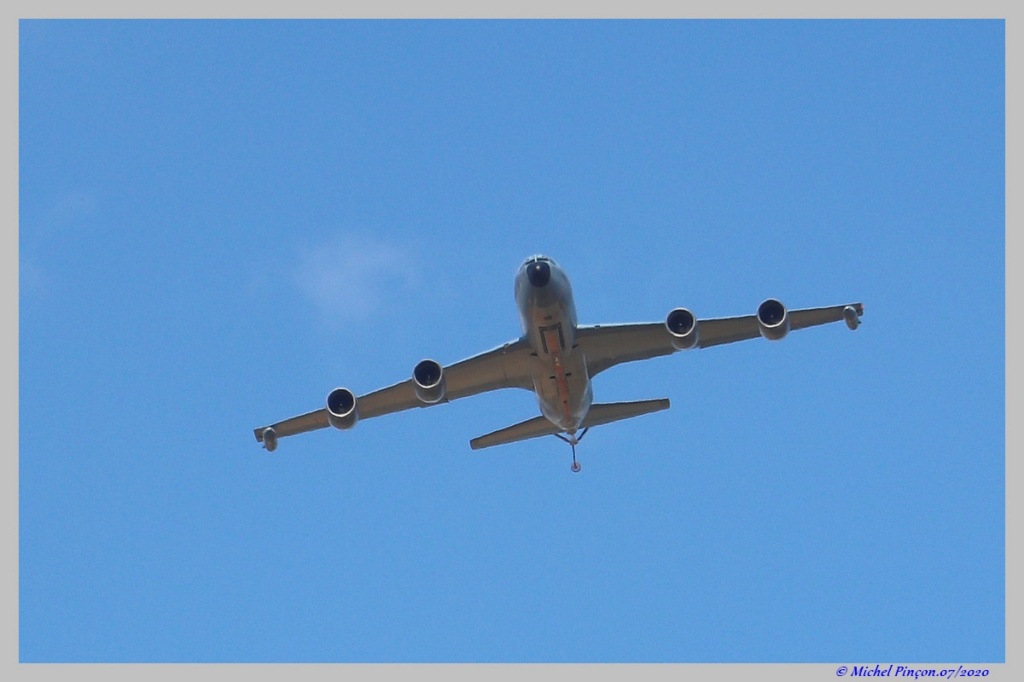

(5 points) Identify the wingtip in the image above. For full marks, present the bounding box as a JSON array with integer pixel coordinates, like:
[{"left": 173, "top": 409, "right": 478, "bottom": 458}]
[
  {"left": 260, "top": 427, "right": 278, "bottom": 452},
  {"left": 843, "top": 305, "right": 863, "bottom": 330}
]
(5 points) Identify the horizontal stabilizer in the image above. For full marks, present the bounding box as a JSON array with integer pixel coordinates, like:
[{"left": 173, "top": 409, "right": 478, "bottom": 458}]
[
  {"left": 470, "top": 398, "right": 670, "bottom": 450},
  {"left": 581, "top": 398, "right": 670, "bottom": 428},
  {"left": 470, "top": 415, "right": 562, "bottom": 450}
]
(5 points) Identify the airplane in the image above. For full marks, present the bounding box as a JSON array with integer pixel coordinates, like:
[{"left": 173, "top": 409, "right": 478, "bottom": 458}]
[{"left": 254, "top": 254, "right": 863, "bottom": 472}]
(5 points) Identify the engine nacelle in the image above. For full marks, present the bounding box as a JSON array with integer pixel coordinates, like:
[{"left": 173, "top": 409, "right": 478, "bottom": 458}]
[
  {"left": 413, "top": 359, "right": 446, "bottom": 404},
  {"left": 665, "top": 307, "right": 699, "bottom": 350},
  {"left": 326, "top": 387, "right": 359, "bottom": 430},
  {"left": 757, "top": 298, "right": 790, "bottom": 341}
]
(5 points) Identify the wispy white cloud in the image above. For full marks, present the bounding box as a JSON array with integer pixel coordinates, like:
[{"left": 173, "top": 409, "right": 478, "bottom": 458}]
[
  {"left": 19, "top": 190, "right": 101, "bottom": 302},
  {"left": 294, "top": 232, "right": 419, "bottom": 327},
  {"left": 40, "top": 190, "right": 99, "bottom": 233},
  {"left": 19, "top": 256, "right": 50, "bottom": 300}
]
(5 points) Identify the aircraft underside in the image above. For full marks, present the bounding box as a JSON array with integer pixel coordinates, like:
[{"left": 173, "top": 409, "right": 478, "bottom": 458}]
[{"left": 253, "top": 254, "right": 863, "bottom": 473}]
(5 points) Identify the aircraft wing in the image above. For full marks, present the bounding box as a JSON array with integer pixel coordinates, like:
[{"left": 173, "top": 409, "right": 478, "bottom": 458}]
[
  {"left": 578, "top": 302, "right": 863, "bottom": 377},
  {"left": 254, "top": 338, "right": 537, "bottom": 448}
]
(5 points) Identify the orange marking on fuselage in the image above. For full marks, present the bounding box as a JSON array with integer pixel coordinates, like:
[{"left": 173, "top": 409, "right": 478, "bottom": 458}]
[{"left": 544, "top": 328, "right": 573, "bottom": 427}]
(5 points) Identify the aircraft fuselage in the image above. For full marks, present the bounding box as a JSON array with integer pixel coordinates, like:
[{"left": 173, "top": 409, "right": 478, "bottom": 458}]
[{"left": 515, "top": 255, "right": 593, "bottom": 435}]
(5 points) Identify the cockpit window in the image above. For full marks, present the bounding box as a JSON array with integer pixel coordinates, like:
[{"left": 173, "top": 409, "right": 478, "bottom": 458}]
[{"left": 522, "top": 255, "right": 556, "bottom": 267}]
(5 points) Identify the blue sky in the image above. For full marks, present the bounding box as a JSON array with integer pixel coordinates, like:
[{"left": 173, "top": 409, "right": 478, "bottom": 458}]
[{"left": 18, "top": 19, "right": 1004, "bottom": 663}]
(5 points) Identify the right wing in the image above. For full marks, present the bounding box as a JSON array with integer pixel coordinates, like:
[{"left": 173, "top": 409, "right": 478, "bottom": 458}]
[
  {"left": 578, "top": 302, "right": 864, "bottom": 377},
  {"left": 254, "top": 337, "right": 537, "bottom": 448}
]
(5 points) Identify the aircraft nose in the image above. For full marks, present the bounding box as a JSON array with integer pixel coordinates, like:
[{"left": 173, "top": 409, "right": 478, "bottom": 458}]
[{"left": 526, "top": 260, "right": 551, "bottom": 287}]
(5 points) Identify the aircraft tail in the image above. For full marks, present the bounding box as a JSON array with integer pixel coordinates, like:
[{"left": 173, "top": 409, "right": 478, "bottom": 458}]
[{"left": 469, "top": 398, "right": 670, "bottom": 450}]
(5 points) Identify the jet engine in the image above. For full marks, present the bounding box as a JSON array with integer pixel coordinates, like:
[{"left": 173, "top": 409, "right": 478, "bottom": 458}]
[
  {"left": 757, "top": 298, "right": 790, "bottom": 341},
  {"left": 413, "top": 359, "right": 447, "bottom": 404},
  {"left": 665, "top": 307, "right": 699, "bottom": 350},
  {"left": 326, "top": 387, "right": 359, "bottom": 430}
]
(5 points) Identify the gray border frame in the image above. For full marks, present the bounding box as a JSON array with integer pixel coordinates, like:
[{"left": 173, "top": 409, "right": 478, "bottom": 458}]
[{"left": 9, "top": 3, "right": 1013, "bottom": 680}]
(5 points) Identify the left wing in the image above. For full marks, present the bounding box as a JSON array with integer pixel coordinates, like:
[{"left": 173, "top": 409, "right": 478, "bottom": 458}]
[
  {"left": 577, "top": 302, "right": 863, "bottom": 377},
  {"left": 254, "top": 338, "right": 537, "bottom": 449}
]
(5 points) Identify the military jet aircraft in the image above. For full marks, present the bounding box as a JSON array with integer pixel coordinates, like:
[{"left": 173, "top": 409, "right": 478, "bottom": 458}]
[{"left": 255, "top": 254, "right": 863, "bottom": 472}]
